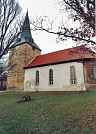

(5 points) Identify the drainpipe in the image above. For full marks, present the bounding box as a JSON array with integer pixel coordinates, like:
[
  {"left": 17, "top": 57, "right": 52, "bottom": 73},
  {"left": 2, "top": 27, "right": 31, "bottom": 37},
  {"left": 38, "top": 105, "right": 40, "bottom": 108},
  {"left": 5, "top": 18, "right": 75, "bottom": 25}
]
[{"left": 82, "top": 58, "right": 86, "bottom": 91}]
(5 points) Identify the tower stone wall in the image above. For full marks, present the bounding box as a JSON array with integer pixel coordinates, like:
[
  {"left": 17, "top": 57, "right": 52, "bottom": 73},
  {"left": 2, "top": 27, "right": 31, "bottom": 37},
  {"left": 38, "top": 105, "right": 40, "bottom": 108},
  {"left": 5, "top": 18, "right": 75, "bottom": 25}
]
[{"left": 7, "top": 43, "right": 41, "bottom": 91}]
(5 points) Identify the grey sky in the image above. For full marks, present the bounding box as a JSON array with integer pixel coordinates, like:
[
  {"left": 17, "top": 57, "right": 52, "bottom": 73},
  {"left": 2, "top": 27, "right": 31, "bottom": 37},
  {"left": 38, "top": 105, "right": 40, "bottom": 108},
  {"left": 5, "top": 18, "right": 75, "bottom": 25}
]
[{"left": 18, "top": 0, "right": 76, "bottom": 54}]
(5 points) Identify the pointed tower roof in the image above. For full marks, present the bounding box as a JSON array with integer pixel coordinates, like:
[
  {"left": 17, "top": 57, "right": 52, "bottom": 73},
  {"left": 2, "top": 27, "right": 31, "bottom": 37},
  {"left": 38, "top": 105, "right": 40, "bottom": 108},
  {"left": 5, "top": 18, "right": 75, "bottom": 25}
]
[
  {"left": 21, "top": 10, "right": 32, "bottom": 40},
  {"left": 11, "top": 11, "right": 41, "bottom": 51}
]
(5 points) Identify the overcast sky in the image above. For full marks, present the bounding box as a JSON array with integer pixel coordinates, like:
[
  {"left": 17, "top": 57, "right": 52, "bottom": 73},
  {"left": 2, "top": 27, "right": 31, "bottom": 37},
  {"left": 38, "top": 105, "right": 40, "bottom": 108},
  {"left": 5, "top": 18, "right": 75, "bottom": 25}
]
[{"left": 18, "top": 0, "right": 76, "bottom": 54}]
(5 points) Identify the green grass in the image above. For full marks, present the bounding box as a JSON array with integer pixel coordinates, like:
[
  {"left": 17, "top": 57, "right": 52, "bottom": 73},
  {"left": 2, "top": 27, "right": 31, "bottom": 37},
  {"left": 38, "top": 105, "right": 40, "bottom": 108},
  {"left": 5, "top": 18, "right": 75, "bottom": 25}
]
[{"left": 0, "top": 91, "right": 96, "bottom": 134}]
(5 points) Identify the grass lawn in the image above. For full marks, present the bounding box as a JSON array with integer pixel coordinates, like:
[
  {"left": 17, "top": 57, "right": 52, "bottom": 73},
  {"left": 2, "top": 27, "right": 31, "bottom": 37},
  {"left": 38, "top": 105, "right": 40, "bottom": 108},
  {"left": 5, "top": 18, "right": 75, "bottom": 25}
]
[{"left": 0, "top": 91, "right": 96, "bottom": 134}]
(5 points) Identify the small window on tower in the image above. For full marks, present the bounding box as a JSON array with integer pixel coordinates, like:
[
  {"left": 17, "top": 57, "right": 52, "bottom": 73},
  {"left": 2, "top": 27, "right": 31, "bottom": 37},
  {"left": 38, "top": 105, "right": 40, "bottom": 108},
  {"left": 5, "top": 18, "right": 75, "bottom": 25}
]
[{"left": 32, "top": 46, "right": 35, "bottom": 51}]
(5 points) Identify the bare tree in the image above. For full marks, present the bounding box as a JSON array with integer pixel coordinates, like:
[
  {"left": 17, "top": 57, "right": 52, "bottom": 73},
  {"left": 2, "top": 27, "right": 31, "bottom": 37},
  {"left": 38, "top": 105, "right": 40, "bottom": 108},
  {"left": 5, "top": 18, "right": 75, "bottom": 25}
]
[
  {"left": 56, "top": 0, "right": 95, "bottom": 43},
  {"left": 31, "top": 0, "right": 95, "bottom": 46},
  {"left": 0, "top": 56, "right": 8, "bottom": 90},
  {"left": 0, "top": 0, "right": 22, "bottom": 59}
]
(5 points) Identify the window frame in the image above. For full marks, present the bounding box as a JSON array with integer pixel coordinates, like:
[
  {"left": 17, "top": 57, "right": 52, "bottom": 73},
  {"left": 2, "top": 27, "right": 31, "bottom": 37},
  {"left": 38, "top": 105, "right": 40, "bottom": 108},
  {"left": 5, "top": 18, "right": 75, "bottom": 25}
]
[
  {"left": 70, "top": 66, "right": 77, "bottom": 85},
  {"left": 49, "top": 69, "right": 53, "bottom": 85},
  {"left": 32, "top": 46, "right": 35, "bottom": 51},
  {"left": 35, "top": 70, "right": 39, "bottom": 85}
]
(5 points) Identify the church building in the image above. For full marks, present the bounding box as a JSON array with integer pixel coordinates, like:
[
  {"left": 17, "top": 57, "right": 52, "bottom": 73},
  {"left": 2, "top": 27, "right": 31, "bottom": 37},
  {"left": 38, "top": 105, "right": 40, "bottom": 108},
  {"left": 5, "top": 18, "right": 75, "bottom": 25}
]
[
  {"left": 24, "top": 45, "right": 96, "bottom": 92},
  {"left": 7, "top": 11, "right": 96, "bottom": 92}
]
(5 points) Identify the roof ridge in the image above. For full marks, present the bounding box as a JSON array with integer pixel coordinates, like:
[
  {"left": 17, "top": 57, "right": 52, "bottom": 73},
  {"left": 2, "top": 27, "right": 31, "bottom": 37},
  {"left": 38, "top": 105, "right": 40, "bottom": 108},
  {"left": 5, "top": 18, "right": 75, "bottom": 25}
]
[{"left": 40, "top": 45, "right": 89, "bottom": 56}]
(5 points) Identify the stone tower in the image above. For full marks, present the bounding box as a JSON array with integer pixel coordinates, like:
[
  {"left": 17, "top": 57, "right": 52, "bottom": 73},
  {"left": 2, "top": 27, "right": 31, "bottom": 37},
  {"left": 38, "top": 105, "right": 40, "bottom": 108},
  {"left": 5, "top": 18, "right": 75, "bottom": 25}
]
[{"left": 7, "top": 11, "right": 41, "bottom": 91}]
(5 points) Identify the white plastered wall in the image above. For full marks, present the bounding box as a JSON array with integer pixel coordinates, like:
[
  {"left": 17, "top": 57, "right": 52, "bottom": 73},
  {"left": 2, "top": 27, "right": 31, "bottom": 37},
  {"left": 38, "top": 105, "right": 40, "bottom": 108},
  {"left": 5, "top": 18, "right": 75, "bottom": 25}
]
[{"left": 24, "top": 62, "right": 86, "bottom": 91}]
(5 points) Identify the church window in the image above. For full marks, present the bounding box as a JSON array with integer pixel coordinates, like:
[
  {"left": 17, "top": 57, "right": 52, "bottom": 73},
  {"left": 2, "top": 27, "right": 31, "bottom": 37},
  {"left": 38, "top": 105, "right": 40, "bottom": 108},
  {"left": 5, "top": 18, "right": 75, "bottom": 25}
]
[
  {"left": 92, "top": 66, "right": 96, "bottom": 78},
  {"left": 49, "top": 69, "right": 53, "bottom": 85},
  {"left": 70, "top": 66, "right": 77, "bottom": 84},
  {"left": 35, "top": 71, "right": 39, "bottom": 85}
]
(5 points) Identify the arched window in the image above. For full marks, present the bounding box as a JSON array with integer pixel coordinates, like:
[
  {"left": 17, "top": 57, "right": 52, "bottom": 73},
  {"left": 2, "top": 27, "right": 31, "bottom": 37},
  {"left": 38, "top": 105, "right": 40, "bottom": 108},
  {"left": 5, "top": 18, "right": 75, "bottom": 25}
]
[
  {"left": 49, "top": 69, "right": 53, "bottom": 85},
  {"left": 70, "top": 66, "right": 77, "bottom": 84},
  {"left": 92, "top": 66, "right": 96, "bottom": 78},
  {"left": 35, "top": 71, "right": 39, "bottom": 85}
]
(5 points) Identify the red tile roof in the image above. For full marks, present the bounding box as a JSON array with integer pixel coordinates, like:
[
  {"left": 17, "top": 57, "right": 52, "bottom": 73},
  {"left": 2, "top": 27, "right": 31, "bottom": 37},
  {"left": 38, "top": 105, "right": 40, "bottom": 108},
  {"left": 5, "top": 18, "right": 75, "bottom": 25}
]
[{"left": 24, "top": 45, "right": 96, "bottom": 69}]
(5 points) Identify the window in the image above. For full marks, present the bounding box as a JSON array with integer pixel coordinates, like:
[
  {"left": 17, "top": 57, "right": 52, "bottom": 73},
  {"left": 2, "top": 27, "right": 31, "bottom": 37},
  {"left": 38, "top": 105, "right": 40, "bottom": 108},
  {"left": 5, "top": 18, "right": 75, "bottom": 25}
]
[
  {"left": 70, "top": 66, "right": 77, "bottom": 84},
  {"left": 92, "top": 66, "right": 96, "bottom": 78},
  {"left": 35, "top": 71, "right": 39, "bottom": 85},
  {"left": 49, "top": 69, "right": 53, "bottom": 85},
  {"left": 32, "top": 46, "right": 35, "bottom": 51}
]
